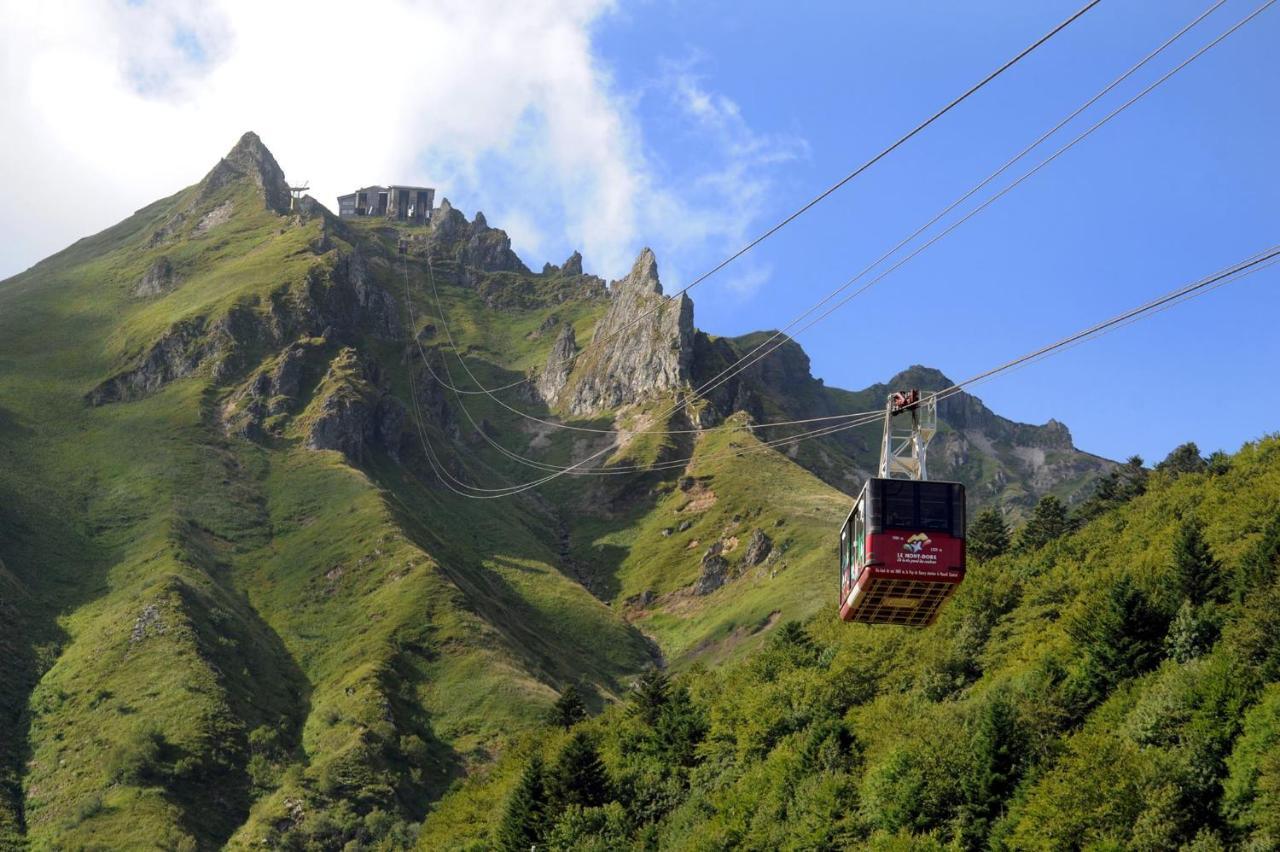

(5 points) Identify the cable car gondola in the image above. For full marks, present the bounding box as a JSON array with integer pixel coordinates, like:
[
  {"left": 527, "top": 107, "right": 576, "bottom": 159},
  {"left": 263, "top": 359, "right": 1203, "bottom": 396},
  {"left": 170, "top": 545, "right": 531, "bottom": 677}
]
[
  {"left": 839, "top": 390, "right": 966, "bottom": 627},
  {"left": 839, "top": 477, "right": 966, "bottom": 626}
]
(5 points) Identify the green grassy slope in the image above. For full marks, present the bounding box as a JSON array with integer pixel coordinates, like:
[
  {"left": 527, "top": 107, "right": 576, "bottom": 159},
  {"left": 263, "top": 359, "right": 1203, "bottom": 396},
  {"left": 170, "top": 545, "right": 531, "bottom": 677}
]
[
  {"left": 0, "top": 134, "right": 1126, "bottom": 849},
  {"left": 419, "top": 436, "right": 1280, "bottom": 850},
  {"left": 0, "top": 157, "right": 654, "bottom": 848}
]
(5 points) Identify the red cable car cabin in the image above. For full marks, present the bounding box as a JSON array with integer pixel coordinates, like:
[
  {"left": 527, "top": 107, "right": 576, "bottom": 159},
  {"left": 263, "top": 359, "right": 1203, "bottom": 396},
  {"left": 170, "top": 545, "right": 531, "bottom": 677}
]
[{"left": 839, "top": 478, "right": 966, "bottom": 627}]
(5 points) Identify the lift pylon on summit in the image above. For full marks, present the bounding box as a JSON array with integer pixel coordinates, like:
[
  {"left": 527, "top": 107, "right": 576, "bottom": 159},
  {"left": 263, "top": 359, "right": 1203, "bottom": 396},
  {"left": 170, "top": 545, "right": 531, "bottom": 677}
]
[{"left": 839, "top": 389, "right": 967, "bottom": 627}]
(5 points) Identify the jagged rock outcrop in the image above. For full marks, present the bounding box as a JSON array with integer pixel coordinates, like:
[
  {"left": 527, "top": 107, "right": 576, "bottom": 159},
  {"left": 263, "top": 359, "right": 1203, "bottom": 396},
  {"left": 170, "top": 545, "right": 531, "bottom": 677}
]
[
  {"left": 221, "top": 339, "right": 319, "bottom": 439},
  {"left": 200, "top": 131, "right": 292, "bottom": 215},
  {"left": 134, "top": 256, "right": 176, "bottom": 297},
  {"left": 691, "top": 332, "right": 819, "bottom": 426},
  {"left": 148, "top": 132, "right": 291, "bottom": 246},
  {"left": 86, "top": 315, "right": 217, "bottom": 405},
  {"left": 428, "top": 200, "right": 529, "bottom": 276},
  {"left": 537, "top": 324, "right": 577, "bottom": 402},
  {"left": 91, "top": 244, "right": 399, "bottom": 406},
  {"left": 303, "top": 348, "right": 405, "bottom": 462},
  {"left": 560, "top": 251, "right": 584, "bottom": 277},
  {"left": 694, "top": 542, "right": 729, "bottom": 595},
  {"left": 562, "top": 248, "right": 694, "bottom": 416},
  {"left": 742, "top": 529, "right": 773, "bottom": 567},
  {"left": 409, "top": 346, "right": 455, "bottom": 436}
]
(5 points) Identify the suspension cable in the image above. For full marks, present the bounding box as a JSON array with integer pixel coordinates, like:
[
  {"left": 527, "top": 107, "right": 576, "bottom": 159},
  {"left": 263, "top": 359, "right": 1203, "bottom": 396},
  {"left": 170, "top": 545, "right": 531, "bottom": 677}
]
[
  {"left": 401, "top": 243, "right": 1278, "bottom": 495},
  {"left": 411, "top": 0, "right": 1236, "bottom": 443}
]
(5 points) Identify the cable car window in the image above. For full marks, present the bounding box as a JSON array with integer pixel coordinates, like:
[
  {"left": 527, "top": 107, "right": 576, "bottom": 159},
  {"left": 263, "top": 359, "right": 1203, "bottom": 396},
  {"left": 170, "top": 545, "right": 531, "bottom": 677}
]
[
  {"left": 918, "top": 483, "right": 952, "bottom": 530},
  {"left": 883, "top": 481, "right": 916, "bottom": 528}
]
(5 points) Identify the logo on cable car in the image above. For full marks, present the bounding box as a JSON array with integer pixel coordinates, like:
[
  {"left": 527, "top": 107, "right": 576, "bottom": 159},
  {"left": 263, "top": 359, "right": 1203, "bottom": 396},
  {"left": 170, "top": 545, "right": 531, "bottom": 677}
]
[{"left": 903, "top": 533, "right": 931, "bottom": 553}]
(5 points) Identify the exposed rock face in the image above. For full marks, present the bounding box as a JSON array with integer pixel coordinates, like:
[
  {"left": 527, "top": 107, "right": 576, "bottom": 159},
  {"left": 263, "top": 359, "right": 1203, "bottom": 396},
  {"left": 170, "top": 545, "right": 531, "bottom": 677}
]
[
  {"left": 537, "top": 324, "right": 577, "bottom": 403},
  {"left": 134, "top": 256, "right": 176, "bottom": 297},
  {"left": 90, "top": 246, "right": 399, "bottom": 406},
  {"left": 695, "top": 542, "right": 729, "bottom": 595},
  {"left": 304, "top": 348, "right": 405, "bottom": 462},
  {"left": 86, "top": 317, "right": 210, "bottom": 405},
  {"left": 194, "top": 200, "right": 235, "bottom": 234},
  {"left": 561, "top": 251, "right": 584, "bottom": 277},
  {"left": 429, "top": 200, "right": 529, "bottom": 275},
  {"left": 201, "top": 131, "right": 292, "bottom": 215},
  {"left": 563, "top": 248, "right": 694, "bottom": 416},
  {"left": 743, "top": 529, "right": 773, "bottom": 567},
  {"left": 221, "top": 340, "right": 317, "bottom": 439},
  {"left": 692, "top": 334, "right": 810, "bottom": 426},
  {"left": 148, "top": 132, "right": 291, "bottom": 246}
]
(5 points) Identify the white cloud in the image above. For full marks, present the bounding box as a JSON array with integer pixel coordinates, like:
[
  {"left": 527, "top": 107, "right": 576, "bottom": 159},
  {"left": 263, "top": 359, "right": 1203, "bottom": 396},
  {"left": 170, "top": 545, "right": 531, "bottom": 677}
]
[{"left": 0, "top": 0, "right": 802, "bottom": 291}]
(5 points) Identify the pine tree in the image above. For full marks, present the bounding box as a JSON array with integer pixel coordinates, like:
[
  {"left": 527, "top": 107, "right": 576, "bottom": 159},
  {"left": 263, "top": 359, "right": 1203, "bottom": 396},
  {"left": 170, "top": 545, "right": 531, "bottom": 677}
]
[
  {"left": 495, "top": 754, "right": 549, "bottom": 852},
  {"left": 548, "top": 730, "right": 611, "bottom": 810},
  {"left": 651, "top": 684, "right": 707, "bottom": 768},
  {"left": 1206, "top": 450, "right": 1231, "bottom": 476},
  {"left": 629, "top": 667, "right": 670, "bottom": 726},
  {"left": 969, "top": 506, "right": 1010, "bottom": 562},
  {"left": 1116, "top": 455, "right": 1149, "bottom": 502},
  {"left": 1158, "top": 442, "right": 1208, "bottom": 477},
  {"left": 1067, "top": 576, "right": 1169, "bottom": 703},
  {"left": 548, "top": 685, "right": 588, "bottom": 730},
  {"left": 1017, "top": 495, "right": 1071, "bottom": 552},
  {"left": 1171, "top": 518, "right": 1225, "bottom": 606},
  {"left": 1234, "top": 511, "right": 1280, "bottom": 601},
  {"left": 958, "top": 691, "right": 1025, "bottom": 845}
]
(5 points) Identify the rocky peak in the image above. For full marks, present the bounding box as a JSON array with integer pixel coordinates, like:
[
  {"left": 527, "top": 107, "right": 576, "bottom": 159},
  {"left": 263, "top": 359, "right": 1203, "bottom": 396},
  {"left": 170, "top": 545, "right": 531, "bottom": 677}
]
[
  {"left": 885, "top": 365, "right": 952, "bottom": 393},
  {"left": 560, "top": 248, "right": 694, "bottom": 416},
  {"left": 200, "top": 131, "right": 292, "bottom": 214},
  {"left": 614, "top": 247, "right": 662, "bottom": 296},
  {"left": 427, "top": 199, "right": 528, "bottom": 275},
  {"left": 537, "top": 323, "right": 577, "bottom": 402},
  {"left": 541, "top": 251, "right": 585, "bottom": 278}
]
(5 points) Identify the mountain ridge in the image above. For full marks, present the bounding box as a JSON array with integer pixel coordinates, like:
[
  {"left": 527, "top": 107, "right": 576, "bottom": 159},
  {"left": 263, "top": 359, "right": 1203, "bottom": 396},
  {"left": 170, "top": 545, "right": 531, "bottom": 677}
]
[{"left": 0, "top": 133, "right": 1115, "bottom": 848}]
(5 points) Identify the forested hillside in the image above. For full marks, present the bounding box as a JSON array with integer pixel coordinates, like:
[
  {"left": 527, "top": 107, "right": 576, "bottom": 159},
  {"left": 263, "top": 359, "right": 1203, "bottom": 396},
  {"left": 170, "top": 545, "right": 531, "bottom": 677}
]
[{"left": 421, "top": 438, "right": 1280, "bottom": 851}]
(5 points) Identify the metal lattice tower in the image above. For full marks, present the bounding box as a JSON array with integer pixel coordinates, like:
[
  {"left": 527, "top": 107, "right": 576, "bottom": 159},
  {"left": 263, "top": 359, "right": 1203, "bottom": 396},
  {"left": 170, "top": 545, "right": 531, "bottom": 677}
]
[
  {"left": 878, "top": 389, "right": 936, "bottom": 480},
  {"left": 289, "top": 181, "right": 310, "bottom": 211}
]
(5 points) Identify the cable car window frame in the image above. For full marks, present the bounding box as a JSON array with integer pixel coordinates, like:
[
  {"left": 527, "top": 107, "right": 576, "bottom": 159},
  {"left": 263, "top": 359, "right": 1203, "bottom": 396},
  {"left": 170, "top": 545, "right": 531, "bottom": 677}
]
[
  {"left": 876, "top": 479, "right": 956, "bottom": 532},
  {"left": 882, "top": 480, "right": 918, "bottom": 529},
  {"left": 918, "top": 482, "right": 953, "bottom": 531}
]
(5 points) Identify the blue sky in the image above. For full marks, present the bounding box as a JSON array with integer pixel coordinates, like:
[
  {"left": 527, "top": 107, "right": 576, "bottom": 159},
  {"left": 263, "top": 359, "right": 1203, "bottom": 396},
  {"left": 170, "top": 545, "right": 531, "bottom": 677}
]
[
  {"left": 2, "top": 0, "right": 1275, "bottom": 465},
  {"left": 583, "top": 0, "right": 1279, "bottom": 463}
]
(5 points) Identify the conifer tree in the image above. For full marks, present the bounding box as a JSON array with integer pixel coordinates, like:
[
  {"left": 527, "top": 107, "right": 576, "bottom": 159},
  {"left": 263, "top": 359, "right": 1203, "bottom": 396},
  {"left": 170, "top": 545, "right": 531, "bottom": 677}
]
[
  {"left": 629, "top": 668, "right": 670, "bottom": 726},
  {"left": 496, "top": 754, "right": 549, "bottom": 852},
  {"left": 958, "top": 691, "right": 1024, "bottom": 845},
  {"left": 1017, "top": 495, "right": 1071, "bottom": 552},
  {"left": 651, "top": 684, "right": 707, "bottom": 768},
  {"left": 1158, "top": 442, "right": 1208, "bottom": 477},
  {"left": 1234, "top": 511, "right": 1280, "bottom": 601},
  {"left": 1171, "top": 518, "right": 1225, "bottom": 606},
  {"left": 548, "top": 731, "right": 611, "bottom": 810},
  {"left": 969, "top": 506, "right": 1011, "bottom": 562},
  {"left": 548, "top": 685, "right": 588, "bottom": 730},
  {"left": 1074, "top": 455, "right": 1148, "bottom": 523},
  {"left": 1067, "top": 576, "right": 1169, "bottom": 703}
]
